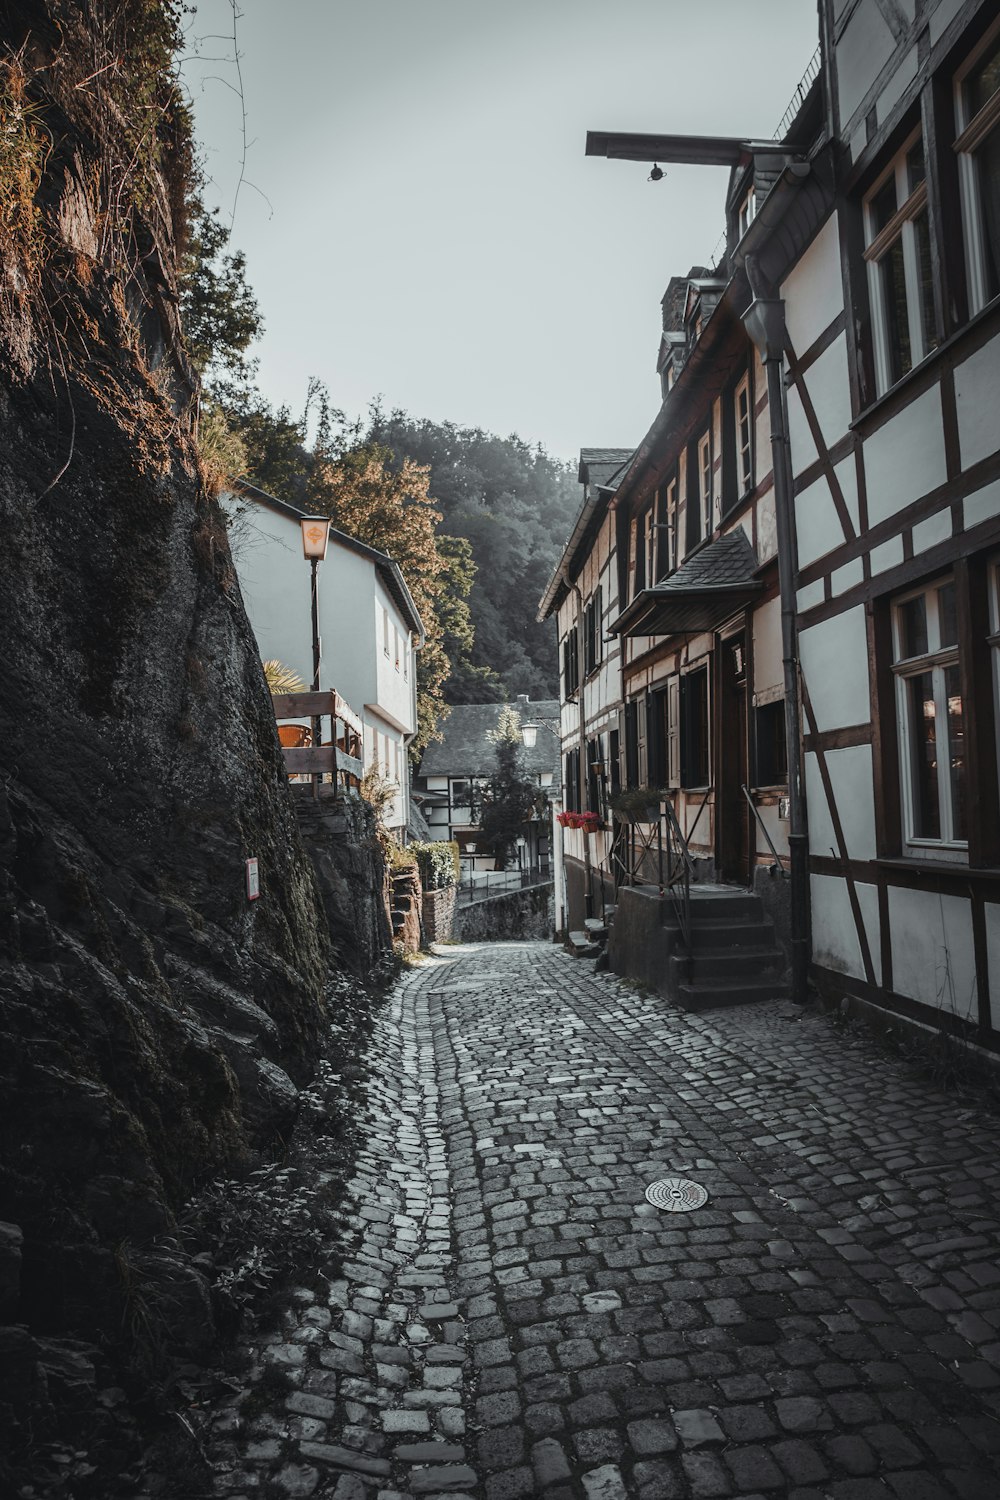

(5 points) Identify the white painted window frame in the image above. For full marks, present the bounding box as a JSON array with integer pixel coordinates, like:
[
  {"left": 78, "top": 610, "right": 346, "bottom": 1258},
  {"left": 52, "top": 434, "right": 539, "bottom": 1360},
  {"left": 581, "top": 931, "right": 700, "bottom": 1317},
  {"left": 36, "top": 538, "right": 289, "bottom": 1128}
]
[
  {"left": 738, "top": 186, "right": 757, "bottom": 241},
  {"left": 890, "top": 576, "right": 967, "bottom": 856},
  {"left": 697, "top": 431, "right": 712, "bottom": 540},
  {"left": 863, "top": 127, "right": 934, "bottom": 395},
  {"left": 989, "top": 558, "right": 1000, "bottom": 793},
  {"left": 659, "top": 476, "right": 678, "bottom": 577},
  {"left": 954, "top": 14, "right": 1000, "bottom": 316},
  {"left": 735, "top": 372, "right": 753, "bottom": 496}
]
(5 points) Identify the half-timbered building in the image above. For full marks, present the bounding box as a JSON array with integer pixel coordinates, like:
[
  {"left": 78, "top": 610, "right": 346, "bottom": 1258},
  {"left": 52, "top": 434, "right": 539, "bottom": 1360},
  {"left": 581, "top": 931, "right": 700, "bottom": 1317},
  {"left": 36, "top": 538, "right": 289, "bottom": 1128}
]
[
  {"left": 539, "top": 449, "right": 632, "bottom": 930},
  {"left": 781, "top": 0, "right": 1000, "bottom": 1043},
  {"left": 579, "top": 0, "right": 1000, "bottom": 1040}
]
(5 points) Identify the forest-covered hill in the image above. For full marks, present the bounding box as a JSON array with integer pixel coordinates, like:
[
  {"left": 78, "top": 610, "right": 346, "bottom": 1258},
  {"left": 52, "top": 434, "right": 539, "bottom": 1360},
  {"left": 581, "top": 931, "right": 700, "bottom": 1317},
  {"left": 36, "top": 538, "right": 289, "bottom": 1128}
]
[{"left": 368, "top": 410, "right": 581, "bottom": 702}]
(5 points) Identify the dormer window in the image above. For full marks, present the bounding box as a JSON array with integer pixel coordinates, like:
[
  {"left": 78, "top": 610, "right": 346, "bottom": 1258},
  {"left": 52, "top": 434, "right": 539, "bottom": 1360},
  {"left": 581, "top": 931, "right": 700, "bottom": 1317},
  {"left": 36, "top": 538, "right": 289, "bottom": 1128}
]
[{"left": 738, "top": 186, "right": 757, "bottom": 239}]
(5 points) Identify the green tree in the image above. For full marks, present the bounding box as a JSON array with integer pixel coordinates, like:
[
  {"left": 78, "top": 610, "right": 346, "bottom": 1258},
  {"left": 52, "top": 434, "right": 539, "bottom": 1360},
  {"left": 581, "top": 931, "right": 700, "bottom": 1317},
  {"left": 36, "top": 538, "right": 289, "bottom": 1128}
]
[
  {"left": 477, "top": 707, "right": 541, "bottom": 868},
  {"left": 365, "top": 410, "right": 581, "bottom": 702},
  {"left": 180, "top": 202, "right": 262, "bottom": 384}
]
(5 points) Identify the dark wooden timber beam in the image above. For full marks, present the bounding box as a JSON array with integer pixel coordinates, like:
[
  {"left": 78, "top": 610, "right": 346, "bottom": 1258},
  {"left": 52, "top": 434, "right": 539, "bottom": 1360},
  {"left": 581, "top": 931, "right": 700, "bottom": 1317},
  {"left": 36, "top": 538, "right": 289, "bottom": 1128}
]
[{"left": 585, "top": 130, "right": 763, "bottom": 166}]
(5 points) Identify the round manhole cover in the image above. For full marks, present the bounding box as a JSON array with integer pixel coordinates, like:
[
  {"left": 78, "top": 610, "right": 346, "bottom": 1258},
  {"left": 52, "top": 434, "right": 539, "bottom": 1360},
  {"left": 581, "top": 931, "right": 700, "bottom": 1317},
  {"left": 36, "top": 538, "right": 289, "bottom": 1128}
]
[{"left": 645, "top": 1177, "right": 709, "bottom": 1212}]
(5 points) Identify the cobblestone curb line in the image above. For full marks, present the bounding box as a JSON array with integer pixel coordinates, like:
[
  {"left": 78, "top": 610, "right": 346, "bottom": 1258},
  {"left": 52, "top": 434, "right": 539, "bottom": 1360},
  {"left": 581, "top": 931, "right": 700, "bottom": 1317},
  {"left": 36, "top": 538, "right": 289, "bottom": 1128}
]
[{"left": 209, "top": 955, "right": 477, "bottom": 1500}]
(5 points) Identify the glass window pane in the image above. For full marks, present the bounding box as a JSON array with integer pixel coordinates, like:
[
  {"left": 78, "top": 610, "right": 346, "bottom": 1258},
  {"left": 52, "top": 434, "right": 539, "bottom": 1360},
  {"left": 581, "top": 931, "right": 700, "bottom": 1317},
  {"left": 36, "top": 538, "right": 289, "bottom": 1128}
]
[
  {"left": 906, "top": 139, "right": 926, "bottom": 194},
  {"left": 907, "top": 671, "right": 940, "bottom": 839},
  {"left": 969, "top": 36, "right": 1000, "bottom": 119},
  {"left": 945, "top": 663, "right": 967, "bottom": 842},
  {"left": 897, "top": 593, "right": 928, "bottom": 660},
  {"left": 974, "top": 124, "right": 1000, "bottom": 304},
  {"left": 871, "top": 175, "right": 898, "bottom": 236},
  {"left": 937, "top": 581, "right": 958, "bottom": 648},
  {"left": 880, "top": 237, "right": 912, "bottom": 384},
  {"left": 913, "top": 210, "right": 939, "bottom": 356}
]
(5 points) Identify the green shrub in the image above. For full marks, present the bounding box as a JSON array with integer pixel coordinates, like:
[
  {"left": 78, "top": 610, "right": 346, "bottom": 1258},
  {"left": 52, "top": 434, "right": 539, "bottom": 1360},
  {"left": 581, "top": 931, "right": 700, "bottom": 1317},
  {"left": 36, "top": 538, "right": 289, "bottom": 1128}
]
[{"left": 408, "top": 839, "right": 459, "bottom": 889}]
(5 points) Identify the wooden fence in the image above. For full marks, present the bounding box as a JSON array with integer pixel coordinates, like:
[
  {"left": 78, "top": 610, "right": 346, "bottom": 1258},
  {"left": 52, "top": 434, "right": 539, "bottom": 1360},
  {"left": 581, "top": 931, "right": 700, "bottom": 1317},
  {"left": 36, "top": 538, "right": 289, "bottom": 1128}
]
[{"left": 271, "top": 690, "right": 364, "bottom": 793}]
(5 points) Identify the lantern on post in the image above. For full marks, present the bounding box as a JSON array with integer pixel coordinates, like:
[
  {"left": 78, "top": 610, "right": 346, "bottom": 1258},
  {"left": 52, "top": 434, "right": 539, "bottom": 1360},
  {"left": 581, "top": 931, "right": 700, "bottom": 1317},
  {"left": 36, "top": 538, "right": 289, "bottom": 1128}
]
[{"left": 300, "top": 517, "right": 332, "bottom": 791}]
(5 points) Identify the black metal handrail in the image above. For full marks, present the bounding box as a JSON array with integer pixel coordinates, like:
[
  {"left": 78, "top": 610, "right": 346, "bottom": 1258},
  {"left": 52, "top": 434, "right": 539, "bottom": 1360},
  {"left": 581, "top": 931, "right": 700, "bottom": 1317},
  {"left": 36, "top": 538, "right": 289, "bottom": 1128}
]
[
  {"left": 740, "top": 784, "right": 790, "bottom": 878},
  {"left": 661, "top": 798, "right": 694, "bottom": 965}
]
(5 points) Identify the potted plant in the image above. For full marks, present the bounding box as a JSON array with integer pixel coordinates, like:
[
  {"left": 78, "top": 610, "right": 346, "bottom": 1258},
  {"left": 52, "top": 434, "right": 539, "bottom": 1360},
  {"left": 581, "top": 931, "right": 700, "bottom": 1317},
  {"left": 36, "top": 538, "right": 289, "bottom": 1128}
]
[
  {"left": 609, "top": 787, "right": 669, "bottom": 824},
  {"left": 556, "top": 809, "right": 605, "bottom": 832}
]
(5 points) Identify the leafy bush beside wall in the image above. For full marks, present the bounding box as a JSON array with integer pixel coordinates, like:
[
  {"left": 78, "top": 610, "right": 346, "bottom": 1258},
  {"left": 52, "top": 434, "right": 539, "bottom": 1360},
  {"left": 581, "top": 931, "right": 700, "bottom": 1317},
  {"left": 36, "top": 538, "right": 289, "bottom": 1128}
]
[{"left": 409, "top": 840, "right": 460, "bottom": 890}]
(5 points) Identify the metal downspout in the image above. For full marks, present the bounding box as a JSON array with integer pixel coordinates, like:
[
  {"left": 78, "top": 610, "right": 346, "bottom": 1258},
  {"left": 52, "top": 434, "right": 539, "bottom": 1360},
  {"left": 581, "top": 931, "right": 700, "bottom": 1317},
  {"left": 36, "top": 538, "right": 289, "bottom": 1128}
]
[{"left": 742, "top": 265, "right": 811, "bottom": 1004}]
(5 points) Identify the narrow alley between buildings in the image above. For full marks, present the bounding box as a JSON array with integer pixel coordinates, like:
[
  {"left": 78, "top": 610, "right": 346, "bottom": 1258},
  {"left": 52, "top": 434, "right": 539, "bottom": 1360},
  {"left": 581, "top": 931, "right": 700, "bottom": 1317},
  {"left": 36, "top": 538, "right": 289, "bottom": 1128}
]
[{"left": 208, "top": 943, "right": 1000, "bottom": 1500}]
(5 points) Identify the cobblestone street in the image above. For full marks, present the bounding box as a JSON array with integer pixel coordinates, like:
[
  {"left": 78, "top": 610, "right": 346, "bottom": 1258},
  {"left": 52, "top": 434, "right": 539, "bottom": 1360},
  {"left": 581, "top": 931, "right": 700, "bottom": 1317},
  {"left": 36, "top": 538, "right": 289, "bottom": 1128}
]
[{"left": 210, "top": 941, "right": 1000, "bottom": 1499}]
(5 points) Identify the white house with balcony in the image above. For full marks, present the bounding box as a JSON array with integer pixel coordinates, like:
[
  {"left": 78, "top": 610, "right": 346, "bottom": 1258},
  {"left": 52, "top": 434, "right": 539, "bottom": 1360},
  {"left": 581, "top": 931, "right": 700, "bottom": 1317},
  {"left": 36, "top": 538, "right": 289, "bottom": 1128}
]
[{"left": 223, "top": 482, "right": 424, "bottom": 832}]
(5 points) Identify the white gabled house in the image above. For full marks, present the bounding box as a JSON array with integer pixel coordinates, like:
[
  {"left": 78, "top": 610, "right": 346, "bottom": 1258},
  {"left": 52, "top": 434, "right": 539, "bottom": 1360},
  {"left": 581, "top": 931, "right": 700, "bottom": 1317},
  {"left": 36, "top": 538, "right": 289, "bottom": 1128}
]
[{"left": 223, "top": 482, "right": 425, "bottom": 832}]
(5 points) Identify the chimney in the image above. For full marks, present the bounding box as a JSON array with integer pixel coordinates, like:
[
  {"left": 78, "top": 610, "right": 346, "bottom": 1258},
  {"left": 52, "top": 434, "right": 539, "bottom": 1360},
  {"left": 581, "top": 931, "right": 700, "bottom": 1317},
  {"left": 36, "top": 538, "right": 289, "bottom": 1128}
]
[{"left": 516, "top": 694, "right": 530, "bottom": 711}]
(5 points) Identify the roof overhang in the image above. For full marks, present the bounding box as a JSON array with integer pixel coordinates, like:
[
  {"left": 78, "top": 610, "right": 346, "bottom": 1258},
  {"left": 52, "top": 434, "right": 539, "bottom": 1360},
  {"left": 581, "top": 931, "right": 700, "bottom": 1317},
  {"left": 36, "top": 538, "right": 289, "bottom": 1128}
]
[
  {"left": 610, "top": 581, "right": 763, "bottom": 639},
  {"left": 610, "top": 529, "right": 764, "bottom": 639}
]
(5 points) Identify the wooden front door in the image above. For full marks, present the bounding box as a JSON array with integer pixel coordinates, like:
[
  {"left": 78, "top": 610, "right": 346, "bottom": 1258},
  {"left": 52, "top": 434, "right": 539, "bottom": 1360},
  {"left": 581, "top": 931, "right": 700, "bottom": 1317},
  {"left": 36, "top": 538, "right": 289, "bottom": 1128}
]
[{"left": 717, "top": 629, "right": 751, "bottom": 885}]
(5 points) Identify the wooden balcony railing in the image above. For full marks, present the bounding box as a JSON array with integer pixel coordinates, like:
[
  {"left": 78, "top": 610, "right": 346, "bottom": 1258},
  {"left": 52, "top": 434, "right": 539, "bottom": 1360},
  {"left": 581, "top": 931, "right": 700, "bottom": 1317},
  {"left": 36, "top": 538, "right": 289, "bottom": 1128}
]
[{"left": 271, "top": 690, "right": 364, "bottom": 794}]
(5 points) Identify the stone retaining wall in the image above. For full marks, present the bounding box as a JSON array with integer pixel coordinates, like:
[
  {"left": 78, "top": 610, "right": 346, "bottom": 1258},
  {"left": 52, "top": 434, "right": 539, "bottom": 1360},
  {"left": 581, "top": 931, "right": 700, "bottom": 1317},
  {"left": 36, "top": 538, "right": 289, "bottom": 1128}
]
[
  {"left": 454, "top": 883, "right": 553, "bottom": 942},
  {"left": 422, "top": 885, "right": 457, "bottom": 943}
]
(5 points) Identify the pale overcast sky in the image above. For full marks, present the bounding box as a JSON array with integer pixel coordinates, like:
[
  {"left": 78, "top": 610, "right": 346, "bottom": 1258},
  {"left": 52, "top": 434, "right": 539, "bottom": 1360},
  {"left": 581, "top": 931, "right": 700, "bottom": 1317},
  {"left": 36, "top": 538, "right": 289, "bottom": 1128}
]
[{"left": 182, "top": 1, "right": 820, "bottom": 462}]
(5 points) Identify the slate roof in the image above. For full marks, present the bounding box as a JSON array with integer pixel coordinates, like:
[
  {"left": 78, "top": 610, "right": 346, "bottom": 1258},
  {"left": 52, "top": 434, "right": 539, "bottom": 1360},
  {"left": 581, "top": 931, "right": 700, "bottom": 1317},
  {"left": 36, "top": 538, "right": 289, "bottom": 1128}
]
[
  {"left": 578, "top": 448, "right": 634, "bottom": 491},
  {"left": 418, "top": 700, "right": 560, "bottom": 779},
  {"left": 610, "top": 528, "right": 763, "bottom": 638}
]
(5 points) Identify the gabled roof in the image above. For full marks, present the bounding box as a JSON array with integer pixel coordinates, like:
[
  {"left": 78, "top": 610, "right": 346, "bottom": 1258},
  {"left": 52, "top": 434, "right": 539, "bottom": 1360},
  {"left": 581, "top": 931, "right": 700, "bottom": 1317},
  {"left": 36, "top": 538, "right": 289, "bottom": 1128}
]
[
  {"left": 418, "top": 700, "right": 560, "bottom": 778},
  {"left": 229, "top": 480, "right": 426, "bottom": 644},
  {"left": 538, "top": 447, "right": 634, "bottom": 621},
  {"left": 610, "top": 529, "right": 762, "bottom": 639}
]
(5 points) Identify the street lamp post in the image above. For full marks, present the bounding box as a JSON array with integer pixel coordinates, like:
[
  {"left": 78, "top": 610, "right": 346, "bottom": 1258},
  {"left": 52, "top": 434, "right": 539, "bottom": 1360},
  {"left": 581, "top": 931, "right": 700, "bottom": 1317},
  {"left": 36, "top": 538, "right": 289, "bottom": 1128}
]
[{"left": 300, "top": 517, "right": 331, "bottom": 794}]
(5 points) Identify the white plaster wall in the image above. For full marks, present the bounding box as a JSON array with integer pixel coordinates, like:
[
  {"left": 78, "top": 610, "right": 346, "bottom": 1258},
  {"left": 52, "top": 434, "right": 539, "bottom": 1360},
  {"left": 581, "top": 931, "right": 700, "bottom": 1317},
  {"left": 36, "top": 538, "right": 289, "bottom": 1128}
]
[
  {"left": 786, "top": 379, "right": 818, "bottom": 476},
  {"left": 869, "top": 535, "right": 905, "bottom": 575},
  {"left": 798, "top": 607, "right": 871, "bottom": 732},
  {"left": 796, "top": 457, "right": 859, "bottom": 569},
  {"left": 985, "top": 903, "right": 1000, "bottom": 1031},
  {"left": 912, "top": 507, "right": 952, "bottom": 556},
  {"left": 797, "top": 579, "right": 824, "bottom": 612},
  {"left": 226, "top": 500, "right": 316, "bottom": 687},
  {"left": 754, "top": 802, "right": 788, "bottom": 859},
  {"left": 889, "top": 887, "right": 978, "bottom": 1021},
  {"left": 831, "top": 558, "right": 864, "bottom": 595},
  {"left": 864, "top": 386, "right": 947, "bottom": 525},
  {"left": 806, "top": 333, "right": 854, "bottom": 455},
  {"left": 372, "top": 570, "right": 416, "bottom": 735},
  {"left": 757, "top": 489, "right": 777, "bottom": 563},
  {"left": 805, "top": 745, "right": 877, "bottom": 863},
  {"left": 964, "top": 477, "right": 1000, "bottom": 531},
  {"left": 955, "top": 336, "right": 1000, "bottom": 472},
  {"left": 930, "top": 0, "right": 967, "bottom": 46},
  {"left": 811, "top": 874, "right": 882, "bottom": 986},
  {"left": 836, "top": 3, "right": 896, "bottom": 126},
  {"left": 752, "top": 596, "right": 783, "bottom": 698},
  {"left": 876, "top": 45, "right": 917, "bottom": 128},
  {"left": 781, "top": 215, "right": 843, "bottom": 357}
]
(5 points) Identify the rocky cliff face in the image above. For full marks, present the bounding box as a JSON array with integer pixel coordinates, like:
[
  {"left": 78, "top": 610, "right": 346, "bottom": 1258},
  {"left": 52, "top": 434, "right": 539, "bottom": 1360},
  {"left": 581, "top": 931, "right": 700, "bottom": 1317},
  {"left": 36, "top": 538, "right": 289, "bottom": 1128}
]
[{"left": 0, "top": 0, "right": 341, "bottom": 1469}]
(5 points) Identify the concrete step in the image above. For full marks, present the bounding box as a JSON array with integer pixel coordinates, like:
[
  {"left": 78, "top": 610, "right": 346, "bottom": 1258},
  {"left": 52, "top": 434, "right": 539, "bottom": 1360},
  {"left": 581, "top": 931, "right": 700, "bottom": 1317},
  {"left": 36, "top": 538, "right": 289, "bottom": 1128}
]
[
  {"left": 670, "top": 945, "right": 786, "bottom": 982},
  {"left": 686, "top": 889, "right": 762, "bottom": 920},
  {"left": 675, "top": 976, "right": 791, "bottom": 1012},
  {"left": 568, "top": 930, "right": 602, "bottom": 958},
  {"left": 665, "top": 915, "right": 779, "bottom": 950},
  {"left": 584, "top": 917, "right": 609, "bottom": 939}
]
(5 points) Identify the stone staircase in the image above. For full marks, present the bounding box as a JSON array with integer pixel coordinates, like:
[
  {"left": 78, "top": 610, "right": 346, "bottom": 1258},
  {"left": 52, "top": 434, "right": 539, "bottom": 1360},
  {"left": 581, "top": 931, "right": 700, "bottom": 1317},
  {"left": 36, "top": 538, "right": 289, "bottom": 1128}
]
[
  {"left": 605, "top": 883, "right": 789, "bottom": 1011},
  {"left": 567, "top": 907, "right": 616, "bottom": 962},
  {"left": 390, "top": 867, "right": 421, "bottom": 953},
  {"left": 667, "top": 886, "right": 788, "bottom": 1011}
]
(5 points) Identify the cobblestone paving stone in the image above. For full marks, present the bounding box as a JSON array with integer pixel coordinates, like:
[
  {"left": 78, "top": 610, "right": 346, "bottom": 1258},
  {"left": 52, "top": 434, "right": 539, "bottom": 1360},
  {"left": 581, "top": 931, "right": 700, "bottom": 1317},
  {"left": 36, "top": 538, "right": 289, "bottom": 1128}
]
[{"left": 208, "top": 941, "right": 1000, "bottom": 1498}]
